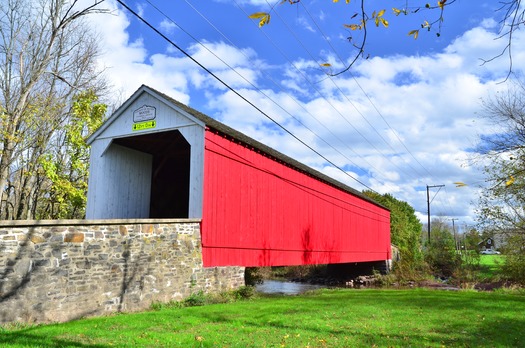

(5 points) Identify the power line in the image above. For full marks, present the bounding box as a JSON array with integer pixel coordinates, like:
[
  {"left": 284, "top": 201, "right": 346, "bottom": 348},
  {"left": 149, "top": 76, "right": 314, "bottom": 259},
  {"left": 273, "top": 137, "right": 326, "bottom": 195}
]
[
  {"left": 299, "top": 2, "right": 435, "bottom": 180},
  {"left": 234, "top": 1, "right": 422, "bottom": 185},
  {"left": 141, "top": 0, "right": 434, "bottom": 186},
  {"left": 145, "top": 0, "right": 423, "bottom": 193},
  {"left": 144, "top": 0, "right": 381, "bottom": 182},
  {"left": 115, "top": 0, "right": 376, "bottom": 191}
]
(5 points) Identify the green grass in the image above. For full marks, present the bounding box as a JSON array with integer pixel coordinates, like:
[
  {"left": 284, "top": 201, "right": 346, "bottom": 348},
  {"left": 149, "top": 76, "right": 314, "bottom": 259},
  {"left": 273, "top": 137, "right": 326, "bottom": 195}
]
[
  {"left": 2, "top": 288, "right": 525, "bottom": 347},
  {"left": 478, "top": 254, "right": 505, "bottom": 280}
]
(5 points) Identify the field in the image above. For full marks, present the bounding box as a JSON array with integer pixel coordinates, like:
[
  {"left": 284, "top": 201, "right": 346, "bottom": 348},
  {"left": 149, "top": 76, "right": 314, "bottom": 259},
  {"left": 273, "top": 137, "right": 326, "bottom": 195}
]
[
  {"left": 478, "top": 254, "right": 505, "bottom": 279},
  {"left": 2, "top": 287, "right": 525, "bottom": 347}
]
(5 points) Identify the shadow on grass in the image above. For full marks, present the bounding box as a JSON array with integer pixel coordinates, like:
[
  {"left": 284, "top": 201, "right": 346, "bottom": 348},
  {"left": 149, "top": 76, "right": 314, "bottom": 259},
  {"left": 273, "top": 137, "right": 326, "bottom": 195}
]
[{"left": 0, "top": 328, "right": 109, "bottom": 348}]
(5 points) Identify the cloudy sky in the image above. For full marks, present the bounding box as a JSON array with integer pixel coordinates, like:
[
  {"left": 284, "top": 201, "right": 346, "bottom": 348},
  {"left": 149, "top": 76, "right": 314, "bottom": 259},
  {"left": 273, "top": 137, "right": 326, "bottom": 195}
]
[{"left": 86, "top": 0, "right": 525, "bottom": 232}]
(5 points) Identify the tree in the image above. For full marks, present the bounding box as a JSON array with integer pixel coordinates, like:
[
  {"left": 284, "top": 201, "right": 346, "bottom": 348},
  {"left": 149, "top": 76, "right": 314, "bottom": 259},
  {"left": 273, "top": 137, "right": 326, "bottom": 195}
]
[
  {"left": 425, "top": 219, "right": 462, "bottom": 278},
  {"left": 0, "top": 0, "right": 109, "bottom": 219},
  {"left": 476, "top": 80, "right": 525, "bottom": 235},
  {"left": 463, "top": 228, "right": 482, "bottom": 251},
  {"left": 476, "top": 79, "right": 525, "bottom": 283},
  {"left": 362, "top": 191, "right": 425, "bottom": 278},
  {"left": 40, "top": 91, "right": 106, "bottom": 219},
  {"left": 250, "top": 0, "right": 523, "bottom": 76}
]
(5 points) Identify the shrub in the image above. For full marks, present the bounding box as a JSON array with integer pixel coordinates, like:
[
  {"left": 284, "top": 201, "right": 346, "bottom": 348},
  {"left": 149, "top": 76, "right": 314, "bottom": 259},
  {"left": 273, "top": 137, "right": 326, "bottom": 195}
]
[
  {"left": 425, "top": 227, "right": 462, "bottom": 278},
  {"left": 500, "top": 234, "right": 525, "bottom": 284},
  {"left": 183, "top": 291, "right": 207, "bottom": 307},
  {"left": 234, "top": 286, "right": 255, "bottom": 300},
  {"left": 392, "top": 258, "right": 429, "bottom": 283}
]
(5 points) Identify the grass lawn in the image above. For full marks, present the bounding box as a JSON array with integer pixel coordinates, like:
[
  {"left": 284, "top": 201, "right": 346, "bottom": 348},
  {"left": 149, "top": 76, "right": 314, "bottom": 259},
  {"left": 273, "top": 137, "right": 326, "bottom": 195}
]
[
  {"left": 2, "top": 288, "right": 525, "bottom": 347},
  {"left": 478, "top": 255, "right": 505, "bottom": 280}
]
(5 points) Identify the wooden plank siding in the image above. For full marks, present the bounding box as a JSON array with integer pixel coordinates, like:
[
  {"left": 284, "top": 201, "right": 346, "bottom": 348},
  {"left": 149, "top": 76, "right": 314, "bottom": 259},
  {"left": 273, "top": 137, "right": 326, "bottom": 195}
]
[
  {"left": 86, "top": 143, "right": 153, "bottom": 219},
  {"left": 202, "top": 130, "right": 391, "bottom": 267}
]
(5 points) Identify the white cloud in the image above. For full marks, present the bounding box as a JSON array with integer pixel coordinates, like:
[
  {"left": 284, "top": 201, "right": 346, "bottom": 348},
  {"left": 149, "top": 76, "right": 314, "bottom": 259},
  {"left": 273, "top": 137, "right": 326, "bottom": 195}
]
[
  {"left": 159, "top": 18, "right": 177, "bottom": 34},
  {"left": 88, "top": 1, "right": 524, "bottom": 227},
  {"left": 85, "top": 0, "right": 191, "bottom": 104}
]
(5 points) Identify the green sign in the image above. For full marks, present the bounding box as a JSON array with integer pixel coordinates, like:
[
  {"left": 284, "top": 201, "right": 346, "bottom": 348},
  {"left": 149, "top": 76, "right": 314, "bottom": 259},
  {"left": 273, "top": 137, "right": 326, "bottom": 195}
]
[{"left": 132, "top": 120, "right": 156, "bottom": 131}]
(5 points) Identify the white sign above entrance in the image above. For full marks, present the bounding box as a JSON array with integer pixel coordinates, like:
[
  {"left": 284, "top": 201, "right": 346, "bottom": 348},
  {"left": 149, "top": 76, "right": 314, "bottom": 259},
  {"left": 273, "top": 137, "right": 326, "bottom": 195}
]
[{"left": 133, "top": 105, "right": 156, "bottom": 123}]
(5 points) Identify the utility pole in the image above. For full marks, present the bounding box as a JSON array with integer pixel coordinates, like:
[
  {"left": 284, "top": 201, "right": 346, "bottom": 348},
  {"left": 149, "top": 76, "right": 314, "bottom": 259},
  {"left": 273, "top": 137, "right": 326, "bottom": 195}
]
[
  {"left": 426, "top": 184, "right": 445, "bottom": 242},
  {"left": 451, "top": 218, "right": 458, "bottom": 251}
]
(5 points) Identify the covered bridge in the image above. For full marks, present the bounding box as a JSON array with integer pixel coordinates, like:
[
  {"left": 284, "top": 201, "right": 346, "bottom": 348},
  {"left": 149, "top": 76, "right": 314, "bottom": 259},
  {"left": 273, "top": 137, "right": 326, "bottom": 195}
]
[{"left": 86, "top": 85, "right": 391, "bottom": 268}]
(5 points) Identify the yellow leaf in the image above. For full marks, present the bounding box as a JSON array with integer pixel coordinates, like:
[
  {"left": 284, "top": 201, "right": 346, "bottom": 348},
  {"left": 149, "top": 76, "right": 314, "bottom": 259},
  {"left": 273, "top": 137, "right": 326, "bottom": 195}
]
[
  {"left": 248, "top": 12, "right": 267, "bottom": 19},
  {"left": 344, "top": 23, "right": 361, "bottom": 30},
  {"left": 454, "top": 182, "right": 467, "bottom": 187},
  {"left": 377, "top": 9, "right": 386, "bottom": 17},
  {"left": 408, "top": 29, "right": 419, "bottom": 39},
  {"left": 248, "top": 12, "right": 271, "bottom": 27},
  {"left": 320, "top": 63, "right": 331, "bottom": 67},
  {"left": 438, "top": 0, "right": 447, "bottom": 9},
  {"left": 393, "top": 7, "right": 402, "bottom": 16},
  {"left": 506, "top": 176, "right": 515, "bottom": 187},
  {"left": 380, "top": 17, "right": 388, "bottom": 28},
  {"left": 346, "top": 0, "right": 350, "bottom": 3},
  {"left": 260, "top": 15, "right": 270, "bottom": 27}
]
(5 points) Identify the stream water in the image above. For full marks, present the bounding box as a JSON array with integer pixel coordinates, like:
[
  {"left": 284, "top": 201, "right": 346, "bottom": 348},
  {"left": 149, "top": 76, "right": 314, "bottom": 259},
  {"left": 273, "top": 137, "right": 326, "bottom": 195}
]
[{"left": 255, "top": 280, "right": 324, "bottom": 295}]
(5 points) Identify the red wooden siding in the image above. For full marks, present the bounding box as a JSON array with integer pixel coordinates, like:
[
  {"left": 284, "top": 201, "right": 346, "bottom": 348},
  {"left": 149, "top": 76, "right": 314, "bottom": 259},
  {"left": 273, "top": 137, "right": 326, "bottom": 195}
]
[{"left": 201, "top": 130, "right": 391, "bottom": 267}]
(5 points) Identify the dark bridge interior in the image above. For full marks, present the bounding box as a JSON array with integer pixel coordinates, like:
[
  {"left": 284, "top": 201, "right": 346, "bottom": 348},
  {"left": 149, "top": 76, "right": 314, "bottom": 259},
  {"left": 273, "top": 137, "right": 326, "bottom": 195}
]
[{"left": 113, "top": 130, "right": 190, "bottom": 218}]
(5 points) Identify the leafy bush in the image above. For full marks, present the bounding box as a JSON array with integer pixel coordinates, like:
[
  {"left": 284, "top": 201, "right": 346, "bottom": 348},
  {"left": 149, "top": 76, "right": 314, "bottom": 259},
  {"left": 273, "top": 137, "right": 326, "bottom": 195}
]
[
  {"left": 499, "top": 234, "right": 525, "bottom": 284},
  {"left": 392, "top": 258, "right": 429, "bottom": 283},
  {"left": 362, "top": 191, "right": 425, "bottom": 278},
  {"left": 425, "top": 227, "right": 462, "bottom": 278},
  {"left": 233, "top": 286, "right": 255, "bottom": 300},
  {"left": 151, "top": 286, "right": 257, "bottom": 311},
  {"left": 183, "top": 291, "right": 207, "bottom": 307},
  {"left": 150, "top": 300, "right": 182, "bottom": 311}
]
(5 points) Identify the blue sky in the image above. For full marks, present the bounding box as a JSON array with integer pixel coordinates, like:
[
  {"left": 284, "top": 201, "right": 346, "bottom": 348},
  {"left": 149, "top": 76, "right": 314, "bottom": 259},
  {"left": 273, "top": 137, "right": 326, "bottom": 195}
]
[{"left": 85, "top": 0, "right": 525, "bottom": 232}]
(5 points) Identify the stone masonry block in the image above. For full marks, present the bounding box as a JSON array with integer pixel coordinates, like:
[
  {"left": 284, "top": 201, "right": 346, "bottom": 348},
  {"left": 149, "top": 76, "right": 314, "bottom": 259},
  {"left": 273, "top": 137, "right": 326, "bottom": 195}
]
[
  {"left": 64, "top": 232, "right": 84, "bottom": 243},
  {"left": 118, "top": 225, "right": 128, "bottom": 236},
  {"left": 142, "top": 224, "right": 154, "bottom": 234},
  {"left": 30, "top": 235, "right": 46, "bottom": 244}
]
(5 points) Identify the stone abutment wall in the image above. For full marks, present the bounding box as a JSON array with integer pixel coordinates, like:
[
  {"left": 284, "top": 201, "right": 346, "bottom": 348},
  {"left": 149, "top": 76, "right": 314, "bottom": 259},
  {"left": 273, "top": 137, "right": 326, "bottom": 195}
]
[{"left": 0, "top": 219, "right": 245, "bottom": 324}]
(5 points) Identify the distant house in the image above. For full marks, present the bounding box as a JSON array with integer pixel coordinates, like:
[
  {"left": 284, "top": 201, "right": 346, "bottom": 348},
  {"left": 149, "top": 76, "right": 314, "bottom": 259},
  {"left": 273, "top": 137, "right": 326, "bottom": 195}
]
[{"left": 478, "top": 237, "right": 496, "bottom": 251}]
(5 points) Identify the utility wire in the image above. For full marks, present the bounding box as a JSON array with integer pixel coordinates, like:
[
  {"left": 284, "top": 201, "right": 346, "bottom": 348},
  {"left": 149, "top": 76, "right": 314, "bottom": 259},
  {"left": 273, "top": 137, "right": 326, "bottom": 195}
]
[
  {"left": 115, "top": 0, "right": 376, "bottom": 191},
  {"left": 171, "top": 0, "right": 404, "bottom": 190},
  {"left": 279, "top": 1, "right": 458, "bottom": 218},
  {"left": 234, "top": 1, "right": 421, "bottom": 185},
  {"left": 299, "top": 2, "right": 434, "bottom": 180},
  {"left": 144, "top": 0, "right": 379, "bottom": 182},
  {"left": 260, "top": 0, "right": 425, "bottom": 183},
  {"left": 141, "top": 0, "right": 430, "bottom": 188},
  {"left": 122, "top": 0, "right": 460, "bottom": 216}
]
